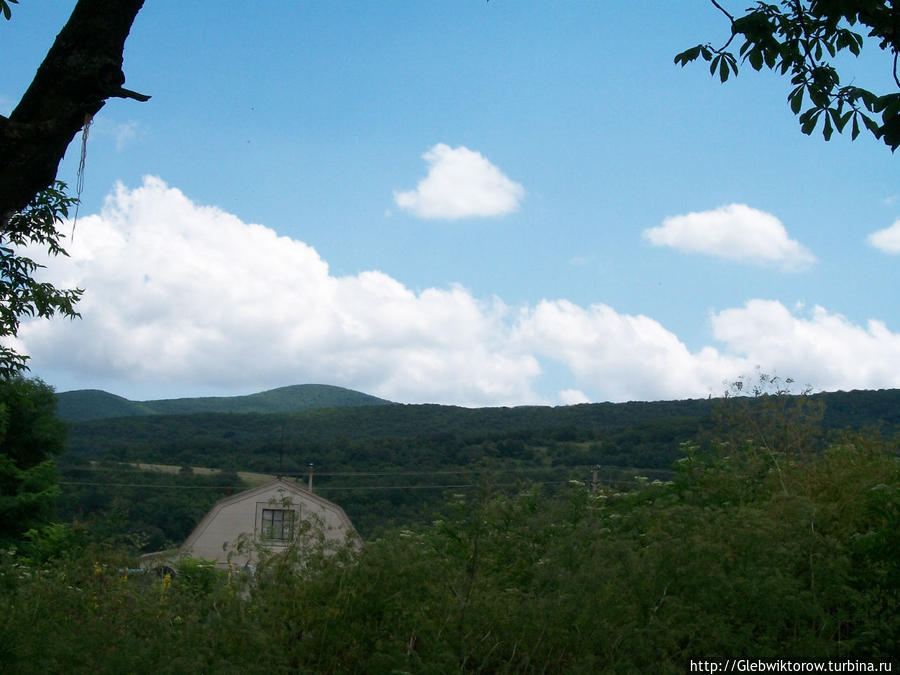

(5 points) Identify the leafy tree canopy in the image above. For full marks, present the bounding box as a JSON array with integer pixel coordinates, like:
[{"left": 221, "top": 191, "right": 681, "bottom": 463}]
[
  {"left": 0, "top": 376, "right": 67, "bottom": 543},
  {"left": 675, "top": 0, "right": 900, "bottom": 150},
  {"left": 0, "top": 183, "right": 83, "bottom": 377}
]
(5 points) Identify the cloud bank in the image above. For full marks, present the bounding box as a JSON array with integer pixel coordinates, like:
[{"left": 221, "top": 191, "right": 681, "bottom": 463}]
[
  {"left": 18, "top": 177, "right": 539, "bottom": 406},
  {"left": 710, "top": 300, "right": 900, "bottom": 391},
  {"left": 643, "top": 203, "right": 815, "bottom": 270},
  {"left": 14, "top": 178, "right": 900, "bottom": 405},
  {"left": 393, "top": 143, "right": 524, "bottom": 219}
]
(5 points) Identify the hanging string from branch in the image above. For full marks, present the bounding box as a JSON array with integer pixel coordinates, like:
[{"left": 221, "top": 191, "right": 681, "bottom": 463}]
[{"left": 70, "top": 112, "right": 93, "bottom": 241}]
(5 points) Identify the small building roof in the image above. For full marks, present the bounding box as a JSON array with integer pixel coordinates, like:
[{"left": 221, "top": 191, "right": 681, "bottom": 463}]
[{"left": 177, "top": 478, "right": 357, "bottom": 566}]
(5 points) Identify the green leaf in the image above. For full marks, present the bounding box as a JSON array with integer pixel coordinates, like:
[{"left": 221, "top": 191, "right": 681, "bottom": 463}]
[
  {"left": 0, "top": 0, "right": 17, "bottom": 20},
  {"left": 799, "top": 109, "right": 821, "bottom": 135},
  {"left": 719, "top": 57, "right": 730, "bottom": 82},
  {"left": 748, "top": 48, "right": 763, "bottom": 71},
  {"left": 788, "top": 87, "right": 804, "bottom": 114},
  {"left": 836, "top": 109, "right": 853, "bottom": 133},
  {"left": 881, "top": 115, "right": 900, "bottom": 151},
  {"left": 823, "top": 115, "right": 834, "bottom": 141},
  {"left": 674, "top": 45, "right": 703, "bottom": 66},
  {"left": 0, "top": 182, "right": 81, "bottom": 376},
  {"left": 862, "top": 115, "right": 881, "bottom": 136},
  {"left": 809, "top": 86, "right": 829, "bottom": 108},
  {"left": 879, "top": 94, "right": 900, "bottom": 121},
  {"left": 859, "top": 89, "right": 880, "bottom": 111}
]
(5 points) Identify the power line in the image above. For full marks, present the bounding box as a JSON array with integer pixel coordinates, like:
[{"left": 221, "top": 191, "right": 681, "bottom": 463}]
[
  {"left": 57, "top": 461, "right": 674, "bottom": 495},
  {"left": 59, "top": 481, "right": 233, "bottom": 490},
  {"left": 62, "top": 463, "right": 675, "bottom": 478},
  {"left": 58, "top": 480, "right": 574, "bottom": 492},
  {"left": 315, "top": 480, "right": 575, "bottom": 491},
  {"left": 58, "top": 475, "right": 664, "bottom": 493}
]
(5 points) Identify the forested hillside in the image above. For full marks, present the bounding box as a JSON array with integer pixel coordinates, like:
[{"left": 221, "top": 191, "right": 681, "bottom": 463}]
[
  {"left": 57, "top": 387, "right": 900, "bottom": 547},
  {"left": 62, "top": 387, "right": 900, "bottom": 473},
  {"left": 55, "top": 384, "right": 392, "bottom": 421}
]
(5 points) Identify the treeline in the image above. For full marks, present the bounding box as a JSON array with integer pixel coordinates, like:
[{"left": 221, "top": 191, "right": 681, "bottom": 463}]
[
  {"left": 62, "top": 399, "right": 720, "bottom": 466},
  {"left": 63, "top": 388, "right": 900, "bottom": 470}
]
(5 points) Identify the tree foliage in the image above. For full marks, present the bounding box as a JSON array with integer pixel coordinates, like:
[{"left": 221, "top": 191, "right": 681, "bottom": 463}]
[
  {"left": 675, "top": 0, "right": 900, "bottom": 150},
  {"left": 0, "top": 183, "right": 83, "bottom": 377},
  {"left": 2, "top": 429, "right": 898, "bottom": 670},
  {"left": 0, "top": 377, "right": 67, "bottom": 544}
]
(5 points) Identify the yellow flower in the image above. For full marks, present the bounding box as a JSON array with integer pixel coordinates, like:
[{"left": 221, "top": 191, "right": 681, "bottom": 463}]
[{"left": 160, "top": 572, "right": 171, "bottom": 603}]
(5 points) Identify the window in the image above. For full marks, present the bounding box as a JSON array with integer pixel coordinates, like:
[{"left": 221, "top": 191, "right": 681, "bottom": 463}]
[{"left": 261, "top": 508, "right": 295, "bottom": 541}]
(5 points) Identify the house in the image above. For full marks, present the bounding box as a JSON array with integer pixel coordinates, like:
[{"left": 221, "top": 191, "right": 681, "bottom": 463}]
[{"left": 175, "top": 478, "right": 357, "bottom": 569}]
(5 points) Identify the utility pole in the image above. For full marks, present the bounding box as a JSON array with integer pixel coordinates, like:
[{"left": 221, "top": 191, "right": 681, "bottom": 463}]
[
  {"left": 277, "top": 424, "right": 285, "bottom": 479},
  {"left": 307, "top": 462, "right": 315, "bottom": 491},
  {"left": 592, "top": 464, "right": 600, "bottom": 496}
]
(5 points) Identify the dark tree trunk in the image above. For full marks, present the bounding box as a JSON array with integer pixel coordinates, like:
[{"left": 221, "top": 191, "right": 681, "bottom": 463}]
[{"left": 0, "top": 0, "right": 148, "bottom": 225}]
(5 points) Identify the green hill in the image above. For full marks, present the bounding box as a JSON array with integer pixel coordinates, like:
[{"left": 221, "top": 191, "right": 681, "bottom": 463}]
[
  {"left": 55, "top": 384, "right": 393, "bottom": 421},
  {"left": 54, "top": 389, "right": 156, "bottom": 420},
  {"left": 60, "top": 387, "right": 900, "bottom": 483}
]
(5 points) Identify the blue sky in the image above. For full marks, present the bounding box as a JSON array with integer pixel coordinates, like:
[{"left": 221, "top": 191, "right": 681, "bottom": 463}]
[{"left": 3, "top": 1, "right": 899, "bottom": 405}]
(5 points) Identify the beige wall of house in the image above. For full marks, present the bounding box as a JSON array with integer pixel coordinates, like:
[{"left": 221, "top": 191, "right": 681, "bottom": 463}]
[{"left": 178, "top": 479, "right": 356, "bottom": 568}]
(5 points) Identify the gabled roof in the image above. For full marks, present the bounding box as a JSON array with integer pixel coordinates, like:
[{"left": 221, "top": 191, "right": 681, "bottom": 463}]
[{"left": 180, "top": 478, "right": 356, "bottom": 555}]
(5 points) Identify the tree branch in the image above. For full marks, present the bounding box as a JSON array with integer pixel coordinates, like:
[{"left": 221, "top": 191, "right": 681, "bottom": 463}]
[
  {"left": 710, "top": 0, "right": 735, "bottom": 23},
  {"left": 894, "top": 49, "right": 899, "bottom": 88},
  {"left": 113, "top": 86, "right": 152, "bottom": 103},
  {"left": 0, "top": 0, "right": 147, "bottom": 225},
  {"left": 709, "top": 1, "right": 738, "bottom": 53}
]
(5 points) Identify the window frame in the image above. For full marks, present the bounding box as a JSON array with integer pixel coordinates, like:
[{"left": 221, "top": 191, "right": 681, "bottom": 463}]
[{"left": 260, "top": 507, "right": 296, "bottom": 542}]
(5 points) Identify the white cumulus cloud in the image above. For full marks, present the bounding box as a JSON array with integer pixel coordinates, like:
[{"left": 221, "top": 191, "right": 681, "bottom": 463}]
[
  {"left": 558, "top": 389, "right": 590, "bottom": 405},
  {"left": 710, "top": 300, "right": 900, "bottom": 391},
  {"left": 513, "top": 300, "right": 748, "bottom": 402},
  {"left": 14, "top": 178, "right": 900, "bottom": 406},
  {"left": 17, "top": 177, "right": 540, "bottom": 406},
  {"left": 643, "top": 203, "right": 815, "bottom": 270},
  {"left": 866, "top": 219, "right": 900, "bottom": 253},
  {"left": 393, "top": 143, "right": 524, "bottom": 219}
]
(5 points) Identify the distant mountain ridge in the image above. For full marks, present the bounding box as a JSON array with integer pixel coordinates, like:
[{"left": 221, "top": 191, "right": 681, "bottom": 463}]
[{"left": 55, "top": 384, "right": 394, "bottom": 421}]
